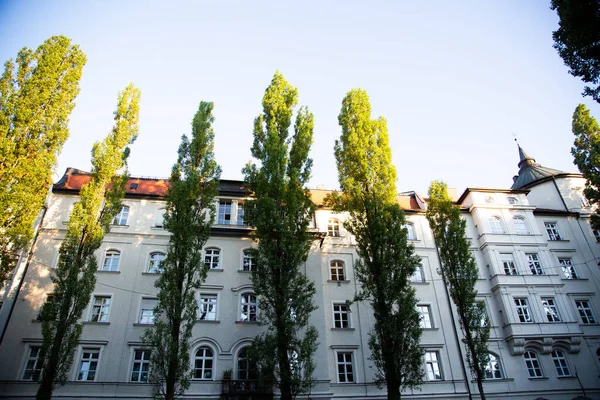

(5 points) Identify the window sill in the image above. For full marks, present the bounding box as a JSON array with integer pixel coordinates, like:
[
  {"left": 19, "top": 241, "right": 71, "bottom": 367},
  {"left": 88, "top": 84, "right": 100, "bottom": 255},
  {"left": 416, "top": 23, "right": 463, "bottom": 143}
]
[
  {"left": 208, "top": 269, "right": 224, "bottom": 272},
  {"left": 238, "top": 270, "right": 252, "bottom": 273},
  {"left": 331, "top": 328, "right": 355, "bottom": 331},
  {"left": 191, "top": 378, "right": 214, "bottom": 381},
  {"left": 83, "top": 321, "right": 110, "bottom": 325},
  {"left": 197, "top": 320, "right": 220, "bottom": 324},
  {"left": 142, "top": 271, "right": 162, "bottom": 275},
  {"left": 557, "top": 376, "right": 576, "bottom": 380},
  {"left": 579, "top": 323, "right": 600, "bottom": 326},
  {"left": 527, "top": 376, "right": 548, "bottom": 380},
  {"left": 548, "top": 239, "right": 569, "bottom": 242},
  {"left": 562, "top": 278, "right": 588, "bottom": 281},
  {"left": 327, "top": 280, "right": 350, "bottom": 284},
  {"left": 110, "top": 224, "right": 129, "bottom": 228},
  {"left": 133, "top": 323, "right": 155, "bottom": 327},
  {"left": 235, "top": 320, "right": 259, "bottom": 324},
  {"left": 475, "top": 378, "right": 514, "bottom": 383},
  {"left": 421, "top": 327, "right": 439, "bottom": 331},
  {"left": 96, "top": 270, "right": 120, "bottom": 274},
  {"left": 150, "top": 226, "right": 164, "bottom": 230}
]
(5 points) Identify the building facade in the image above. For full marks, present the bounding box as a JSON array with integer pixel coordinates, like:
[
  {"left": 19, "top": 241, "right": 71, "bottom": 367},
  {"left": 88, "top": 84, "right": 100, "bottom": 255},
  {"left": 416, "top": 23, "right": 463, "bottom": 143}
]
[{"left": 0, "top": 147, "right": 599, "bottom": 400}]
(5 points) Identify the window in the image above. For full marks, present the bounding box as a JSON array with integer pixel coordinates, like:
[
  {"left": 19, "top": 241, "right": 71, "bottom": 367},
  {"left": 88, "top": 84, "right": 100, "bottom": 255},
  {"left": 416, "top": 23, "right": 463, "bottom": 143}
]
[
  {"left": 198, "top": 294, "right": 217, "bottom": 321},
  {"left": 240, "top": 293, "right": 258, "bottom": 322},
  {"left": 22, "top": 346, "right": 44, "bottom": 380},
  {"left": 485, "top": 196, "right": 494, "bottom": 203},
  {"left": 336, "top": 352, "right": 354, "bottom": 383},
  {"left": 514, "top": 298, "right": 532, "bottom": 323},
  {"left": 147, "top": 252, "right": 166, "bottom": 273},
  {"left": 489, "top": 216, "right": 503, "bottom": 234},
  {"left": 594, "top": 229, "right": 600, "bottom": 242},
  {"left": 242, "top": 250, "right": 254, "bottom": 271},
  {"left": 502, "top": 255, "right": 518, "bottom": 276},
  {"left": 411, "top": 265, "right": 425, "bottom": 283},
  {"left": 403, "top": 223, "right": 416, "bottom": 240},
  {"left": 513, "top": 216, "right": 529, "bottom": 235},
  {"left": 575, "top": 300, "right": 597, "bottom": 324},
  {"left": 523, "top": 351, "right": 543, "bottom": 378},
  {"left": 330, "top": 260, "right": 345, "bottom": 281},
  {"left": 90, "top": 296, "right": 111, "bottom": 322},
  {"left": 559, "top": 258, "right": 578, "bottom": 279},
  {"left": 193, "top": 347, "right": 214, "bottom": 380},
  {"left": 527, "top": 253, "right": 543, "bottom": 275},
  {"left": 507, "top": 197, "right": 518, "bottom": 205},
  {"left": 77, "top": 348, "right": 100, "bottom": 381},
  {"left": 327, "top": 219, "right": 340, "bottom": 237},
  {"left": 551, "top": 350, "right": 571, "bottom": 377},
  {"left": 484, "top": 353, "right": 503, "bottom": 380},
  {"left": 425, "top": 351, "right": 442, "bottom": 381},
  {"left": 237, "top": 202, "right": 246, "bottom": 226},
  {"left": 101, "top": 250, "right": 120, "bottom": 272},
  {"left": 204, "top": 248, "right": 220, "bottom": 270},
  {"left": 545, "top": 222, "right": 563, "bottom": 240},
  {"left": 333, "top": 303, "right": 350, "bottom": 328},
  {"left": 154, "top": 210, "right": 165, "bottom": 228},
  {"left": 130, "top": 349, "right": 151, "bottom": 382},
  {"left": 139, "top": 298, "right": 157, "bottom": 324},
  {"left": 112, "top": 206, "right": 129, "bottom": 226},
  {"left": 218, "top": 201, "right": 232, "bottom": 224},
  {"left": 237, "top": 347, "right": 258, "bottom": 380},
  {"left": 541, "top": 297, "right": 561, "bottom": 322},
  {"left": 417, "top": 305, "right": 433, "bottom": 328}
]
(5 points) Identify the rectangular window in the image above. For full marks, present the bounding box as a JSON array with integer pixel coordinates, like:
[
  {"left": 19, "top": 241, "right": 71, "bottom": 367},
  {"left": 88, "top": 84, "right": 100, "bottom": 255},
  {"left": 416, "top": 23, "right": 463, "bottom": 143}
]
[
  {"left": 541, "top": 297, "right": 561, "bottom": 322},
  {"left": 330, "top": 261, "right": 345, "bottom": 281},
  {"left": 130, "top": 349, "right": 151, "bottom": 382},
  {"left": 514, "top": 298, "right": 532, "bottom": 323},
  {"left": 236, "top": 202, "right": 246, "bottom": 226},
  {"left": 545, "top": 222, "right": 563, "bottom": 241},
  {"left": 575, "top": 300, "right": 597, "bottom": 324},
  {"left": 333, "top": 303, "right": 350, "bottom": 328},
  {"left": 139, "top": 298, "right": 157, "bottom": 324},
  {"left": 199, "top": 294, "right": 218, "bottom": 321},
  {"left": 502, "top": 257, "right": 518, "bottom": 276},
  {"left": 425, "top": 351, "right": 443, "bottom": 381},
  {"left": 218, "top": 201, "right": 232, "bottom": 224},
  {"left": 559, "top": 258, "right": 578, "bottom": 279},
  {"left": 411, "top": 265, "right": 425, "bottom": 283},
  {"left": 417, "top": 305, "right": 433, "bottom": 328},
  {"left": 112, "top": 206, "right": 129, "bottom": 226},
  {"left": 336, "top": 352, "right": 354, "bottom": 383},
  {"left": 22, "top": 346, "right": 44, "bottom": 380},
  {"left": 77, "top": 348, "right": 100, "bottom": 381},
  {"left": 90, "top": 296, "right": 111, "bottom": 322},
  {"left": 527, "top": 253, "right": 543, "bottom": 275}
]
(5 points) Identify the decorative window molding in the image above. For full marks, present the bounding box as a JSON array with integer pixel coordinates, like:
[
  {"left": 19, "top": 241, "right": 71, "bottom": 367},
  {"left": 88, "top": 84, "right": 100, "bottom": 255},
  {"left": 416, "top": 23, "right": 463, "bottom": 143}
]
[{"left": 193, "top": 346, "right": 214, "bottom": 380}]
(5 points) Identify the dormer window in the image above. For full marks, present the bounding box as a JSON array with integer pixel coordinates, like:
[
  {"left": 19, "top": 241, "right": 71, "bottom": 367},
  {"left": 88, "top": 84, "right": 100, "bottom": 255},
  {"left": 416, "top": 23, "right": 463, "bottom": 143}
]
[{"left": 507, "top": 197, "right": 518, "bottom": 205}]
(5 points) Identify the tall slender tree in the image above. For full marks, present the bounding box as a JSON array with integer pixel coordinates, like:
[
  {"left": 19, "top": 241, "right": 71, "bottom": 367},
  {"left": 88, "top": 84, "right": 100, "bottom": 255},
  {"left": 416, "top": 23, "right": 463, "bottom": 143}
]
[
  {"left": 571, "top": 104, "right": 600, "bottom": 229},
  {"left": 426, "top": 180, "right": 490, "bottom": 400},
  {"left": 36, "top": 84, "right": 140, "bottom": 400},
  {"left": 0, "top": 36, "right": 86, "bottom": 285},
  {"left": 242, "top": 72, "right": 319, "bottom": 400},
  {"left": 142, "top": 102, "right": 221, "bottom": 400},
  {"left": 329, "top": 89, "right": 423, "bottom": 400}
]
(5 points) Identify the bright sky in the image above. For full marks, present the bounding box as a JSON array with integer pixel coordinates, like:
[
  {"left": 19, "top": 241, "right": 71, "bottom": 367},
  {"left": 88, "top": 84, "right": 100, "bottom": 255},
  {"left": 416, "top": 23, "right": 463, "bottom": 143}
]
[{"left": 1, "top": 1, "right": 600, "bottom": 195}]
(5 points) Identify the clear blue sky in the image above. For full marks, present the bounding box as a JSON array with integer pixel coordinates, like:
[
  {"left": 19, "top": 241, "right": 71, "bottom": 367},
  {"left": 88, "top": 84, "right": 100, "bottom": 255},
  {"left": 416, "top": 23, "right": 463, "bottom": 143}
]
[{"left": 1, "top": 0, "right": 599, "bottom": 195}]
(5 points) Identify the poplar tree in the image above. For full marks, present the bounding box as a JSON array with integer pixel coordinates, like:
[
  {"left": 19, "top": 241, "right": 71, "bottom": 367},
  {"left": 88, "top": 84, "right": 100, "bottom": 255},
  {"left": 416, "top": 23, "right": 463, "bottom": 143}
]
[
  {"left": 36, "top": 84, "right": 140, "bottom": 400},
  {"left": 571, "top": 104, "right": 600, "bottom": 229},
  {"left": 330, "top": 89, "right": 423, "bottom": 400},
  {"left": 426, "top": 180, "right": 489, "bottom": 400},
  {"left": 142, "top": 102, "right": 221, "bottom": 400},
  {"left": 0, "top": 36, "right": 86, "bottom": 285},
  {"left": 242, "top": 72, "right": 319, "bottom": 400}
]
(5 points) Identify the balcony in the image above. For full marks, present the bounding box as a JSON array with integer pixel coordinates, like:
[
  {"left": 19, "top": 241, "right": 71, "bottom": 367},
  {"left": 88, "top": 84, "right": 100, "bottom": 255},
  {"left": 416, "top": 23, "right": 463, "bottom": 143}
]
[{"left": 221, "top": 380, "right": 273, "bottom": 400}]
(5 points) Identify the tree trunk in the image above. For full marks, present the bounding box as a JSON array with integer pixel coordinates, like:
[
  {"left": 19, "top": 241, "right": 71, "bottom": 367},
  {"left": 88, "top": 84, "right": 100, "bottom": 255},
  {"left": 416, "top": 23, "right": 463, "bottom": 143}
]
[{"left": 475, "top": 369, "right": 486, "bottom": 400}]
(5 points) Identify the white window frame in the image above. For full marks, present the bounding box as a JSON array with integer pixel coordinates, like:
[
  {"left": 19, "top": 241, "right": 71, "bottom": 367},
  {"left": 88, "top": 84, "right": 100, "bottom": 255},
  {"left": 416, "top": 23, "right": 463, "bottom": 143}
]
[
  {"left": 489, "top": 216, "right": 503, "bottom": 234},
  {"left": 242, "top": 249, "right": 254, "bottom": 272},
  {"left": 147, "top": 251, "right": 166, "bottom": 273},
  {"left": 330, "top": 260, "right": 346, "bottom": 281},
  {"left": 139, "top": 298, "right": 157, "bottom": 324},
  {"left": 541, "top": 297, "right": 561, "bottom": 322},
  {"left": 559, "top": 258, "right": 578, "bottom": 279},
  {"left": 507, "top": 196, "right": 518, "bottom": 205},
  {"left": 100, "top": 249, "right": 120, "bottom": 272},
  {"left": 333, "top": 303, "right": 351, "bottom": 329},
  {"left": 112, "top": 205, "right": 130, "bottom": 226},
  {"left": 90, "top": 295, "right": 111, "bottom": 322},
  {"left": 218, "top": 200, "right": 232, "bottom": 225},
  {"left": 545, "top": 222, "right": 563, "bottom": 241},
  {"left": 484, "top": 353, "right": 503, "bottom": 380},
  {"left": 513, "top": 216, "right": 529, "bottom": 235},
  {"left": 193, "top": 346, "right": 214, "bottom": 380},
  {"left": 524, "top": 351, "right": 543, "bottom": 378},
  {"left": 327, "top": 219, "right": 341, "bottom": 237},
  {"left": 403, "top": 223, "right": 416, "bottom": 240},
  {"left": 424, "top": 351, "right": 443, "bottom": 381},
  {"left": 501, "top": 254, "right": 518, "bottom": 276},
  {"left": 76, "top": 347, "right": 101, "bottom": 381},
  {"left": 204, "top": 247, "right": 221, "bottom": 270},
  {"left": 551, "top": 350, "right": 571, "bottom": 377},
  {"left": 236, "top": 201, "right": 246, "bottom": 226},
  {"left": 575, "top": 300, "right": 597, "bottom": 324},
  {"left": 198, "top": 293, "right": 218, "bottom": 321},
  {"left": 21, "top": 345, "right": 44, "bottom": 381},
  {"left": 335, "top": 351, "right": 355, "bottom": 383},
  {"left": 514, "top": 298, "right": 532, "bottom": 323},
  {"left": 240, "top": 293, "right": 258, "bottom": 322},
  {"left": 411, "top": 264, "right": 425, "bottom": 283},
  {"left": 417, "top": 305, "right": 433, "bottom": 329},
  {"left": 130, "top": 348, "right": 151, "bottom": 382},
  {"left": 526, "top": 253, "right": 543, "bottom": 275}
]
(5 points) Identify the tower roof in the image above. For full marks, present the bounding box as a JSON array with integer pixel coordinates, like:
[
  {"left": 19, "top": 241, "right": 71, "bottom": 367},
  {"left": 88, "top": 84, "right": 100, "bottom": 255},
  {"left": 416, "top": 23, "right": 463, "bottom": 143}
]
[{"left": 511, "top": 145, "right": 565, "bottom": 189}]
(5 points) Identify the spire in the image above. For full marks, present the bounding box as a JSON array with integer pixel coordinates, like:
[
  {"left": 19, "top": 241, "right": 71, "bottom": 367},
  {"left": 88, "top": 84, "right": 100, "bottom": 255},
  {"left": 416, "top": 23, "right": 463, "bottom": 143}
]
[{"left": 511, "top": 141, "right": 565, "bottom": 189}]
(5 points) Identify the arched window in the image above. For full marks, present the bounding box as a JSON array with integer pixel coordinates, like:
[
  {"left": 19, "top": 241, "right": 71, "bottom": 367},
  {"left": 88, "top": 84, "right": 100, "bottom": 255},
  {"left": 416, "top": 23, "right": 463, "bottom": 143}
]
[
  {"left": 101, "top": 250, "right": 120, "bottom": 272},
  {"left": 484, "top": 353, "right": 503, "bottom": 379},
  {"left": 112, "top": 206, "right": 130, "bottom": 226},
  {"left": 403, "top": 223, "right": 416, "bottom": 240},
  {"left": 237, "top": 347, "right": 258, "bottom": 380},
  {"left": 193, "top": 347, "right": 214, "bottom": 380},
  {"left": 330, "top": 260, "right": 345, "bottom": 281},
  {"left": 551, "top": 350, "right": 571, "bottom": 377},
  {"left": 489, "top": 216, "right": 503, "bottom": 234},
  {"left": 327, "top": 219, "right": 340, "bottom": 237},
  {"left": 242, "top": 250, "right": 254, "bottom": 272},
  {"left": 513, "top": 216, "right": 529, "bottom": 235},
  {"left": 147, "top": 252, "right": 166, "bottom": 273},
  {"left": 204, "top": 248, "right": 221, "bottom": 269},
  {"left": 523, "top": 351, "right": 543, "bottom": 378},
  {"left": 240, "top": 293, "right": 258, "bottom": 322}
]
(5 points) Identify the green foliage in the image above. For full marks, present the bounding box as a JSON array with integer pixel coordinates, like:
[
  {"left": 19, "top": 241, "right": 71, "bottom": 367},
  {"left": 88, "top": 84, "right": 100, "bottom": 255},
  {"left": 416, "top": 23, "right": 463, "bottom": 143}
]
[
  {"left": 36, "top": 84, "right": 140, "bottom": 400},
  {"left": 142, "top": 101, "right": 221, "bottom": 400},
  {"left": 551, "top": 0, "right": 600, "bottom": 102},
  {"left": 332, "top": 89, "right": 422, "bottom": 400},
  {"left": 0, "top": 36, "right": 86, "bottom": 286},
  {"left": 243, "top": 72, "right": 318, "bottom": 400},
  {"left": 571, "top": 104, "right": 600, "bottom": 229},
  {"left": 426, "top": 180, "right": 490, "bottom": 399}
]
